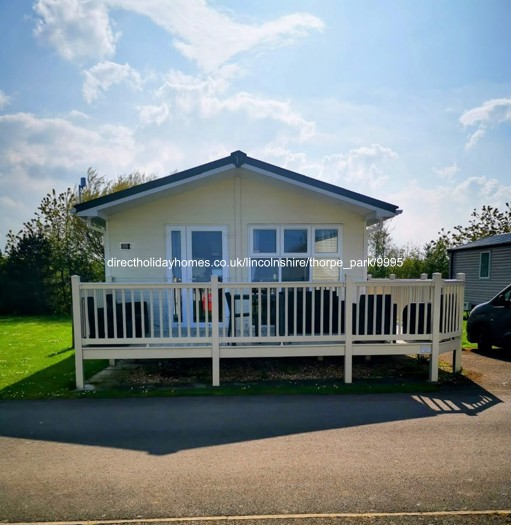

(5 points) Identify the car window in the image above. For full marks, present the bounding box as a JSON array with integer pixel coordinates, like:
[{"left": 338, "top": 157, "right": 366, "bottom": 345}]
[{"left": 492, "top": 285, "right": 511, "bottom": 306}]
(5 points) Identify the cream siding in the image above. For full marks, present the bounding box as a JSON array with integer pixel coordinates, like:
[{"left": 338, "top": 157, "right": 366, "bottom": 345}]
[{"left": 106, "top": 168, "right": 367, "bottom": 283}]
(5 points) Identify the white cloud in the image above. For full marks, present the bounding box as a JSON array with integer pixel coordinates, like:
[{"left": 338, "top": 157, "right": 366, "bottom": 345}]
[
  {"left": 460, "top": 98, "right": 511, "bottom": 149},
  {"left": 385, "top": 175, "right": 511, "bottom": 246},
  {"left": 261, "top": 145, "right": 309, "bottom": 168},
  {"left": 320, "top": 144, "right": 398, "bottom": 189},
  {"left": 33, "top": 0, "right": 322, "bottom": 70},
  {"left": 210, "top": 92, "right": 315, "bottom": 141},
  {"left": 434, "top": 162, "right": 460, "bottom": 180},
  {"left": 460, "top": 98, "right": 511, "bottom": 126},
  {"left": 31, "top": 0, "right": 322, "bottom": 140},
  {"left": 82, "top": 61, "right": 142, "bottom": 103},
  {"left": 0, "top": 89, "right": 11, "bottom": 110},
  {"left": 159, "top": 68, "right": 315, "bottom": 141},
  {"left": 67, "top": 110, "right": 90, "bottom": 120},
  {"left": 0, "top": 195, "right": 18, "bottom": 209},
  {"left": 33, "top": 0, "right": 118, "bottom": 62},
  {"left": 261, "top": 143, "right": 398, "bottom": 191},
  {"left": 0, "top": 172, "right": 47, "bottom": 240},
  {"left": 0, "top": 112, "right": 136, "bottom": 172},
  {"left": 161, "top": 66, "right": 240, "bottom": 98},
  {"left": 110, "top": 0, "right": 324, "bottom": 71},
  {"left": 0, "top": 111, "right": 186, "bottom": 244},
  {"left": 465, "top": 128, "right": 486, "bottom": 150},
  {"left": 137, "top": 103, "right": 171, "bottom": 126}
]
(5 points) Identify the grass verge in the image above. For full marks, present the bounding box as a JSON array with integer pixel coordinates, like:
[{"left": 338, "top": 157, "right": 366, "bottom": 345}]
[{"left": 0, "top": 316, "right": 107, "bottom": 399}]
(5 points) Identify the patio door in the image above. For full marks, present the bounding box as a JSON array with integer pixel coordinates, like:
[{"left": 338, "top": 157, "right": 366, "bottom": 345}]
[
  {"left": 166, "top": 226, "right": 228, "bottom": 327},
  {"left": 185, "top": 227, "right": 227, "bottom": 285}
]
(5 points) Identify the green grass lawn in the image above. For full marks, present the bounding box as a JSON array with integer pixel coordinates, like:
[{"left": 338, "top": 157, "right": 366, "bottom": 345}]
[{"left": 0, "top": 316, "right": 107, "bottom": 399}]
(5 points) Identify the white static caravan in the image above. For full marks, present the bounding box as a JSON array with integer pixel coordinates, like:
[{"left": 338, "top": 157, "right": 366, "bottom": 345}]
[{"left": 72, "top": 151, "right": 465, "bottom": 387}]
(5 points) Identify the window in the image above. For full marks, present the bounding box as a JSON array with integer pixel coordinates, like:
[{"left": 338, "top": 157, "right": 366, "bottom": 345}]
[
  {"left": 283, "top": 229, "right": 308, "bottom": 253},
  {"left": 479, "top": 251, "right": 490, "bottom": 279},
  {"left": 170, "top": 231, "right": 182, "bottom": 282},
  {"left": 315, "top": 228, "right": 338, "bottom": 253},
  {"left": 253, "top": 229, "right": 277, "bottom": 254},
  {"left": 249, "top": 225, "right": 342, "bottom": 282}
]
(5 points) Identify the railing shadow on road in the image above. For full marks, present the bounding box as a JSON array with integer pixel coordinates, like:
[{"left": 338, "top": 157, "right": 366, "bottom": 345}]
[
  {"left": 410, "top": 389, "right": 501, "bottom": 416},
  {"left": 0, "top": 380, "right": 503, "bottom": 456}
]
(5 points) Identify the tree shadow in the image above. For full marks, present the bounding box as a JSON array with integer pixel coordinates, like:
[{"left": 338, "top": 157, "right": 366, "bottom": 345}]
[{"left": 0, "top": 369, "right": 502, "bottom": 456}]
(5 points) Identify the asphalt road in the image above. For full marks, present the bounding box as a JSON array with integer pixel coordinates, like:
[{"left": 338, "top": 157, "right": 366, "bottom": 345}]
[{"left": 1, "top": 385, "right": 511, "bottom": 524}]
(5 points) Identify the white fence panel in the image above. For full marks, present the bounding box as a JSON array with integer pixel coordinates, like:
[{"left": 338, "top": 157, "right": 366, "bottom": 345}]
[{"left": 71, "top": 273, "right": 465, "bottom": 388}]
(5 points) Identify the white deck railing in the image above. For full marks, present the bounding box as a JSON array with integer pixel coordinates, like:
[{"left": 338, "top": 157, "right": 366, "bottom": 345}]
[{"left": 71, "top": 273, "right": 465, "bottom": 388}]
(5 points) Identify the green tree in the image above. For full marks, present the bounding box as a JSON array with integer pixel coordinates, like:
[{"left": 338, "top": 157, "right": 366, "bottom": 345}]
[
  {"left": 5, "top": 189, "right": 101, "bottom": 314},
  {"left": 1, "top": 233, "right": 52, "bottom": 314},
  {"left": 426, "top": 202, "right": 511, "bottom": 278},
  {"left": 437, "top": 202, "right": 511, "bottom": 248},
  {"left": 392, "top": 245, "right": 425, "bottom": 279},
  {"left": 367, "top": 221, "right": 406, "bottom": 278},
  {"left": 0, "top": 250, "right": 10, "bottom": 314},
  {"left": 423, "top": 238, "right": 450, "bottom": 278},
  {"left": 3, "top": 169, "right": 156, "bottom": 315}
]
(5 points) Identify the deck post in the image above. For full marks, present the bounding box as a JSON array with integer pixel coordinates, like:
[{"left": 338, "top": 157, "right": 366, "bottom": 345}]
[
  {"left": 344, "top": 274, "right": 354, "bottom": 383},
  {"left": 105, "top": 274, "right": 115, "bottom": 368},
  {"left": 453, "top": 272, "right": 466, "bottom": 373},
  {"left": 71, "top": 275, "right": 84, "bottom": 390},
  {"left": 429, "top": 273, "right": 442, "bottom": 382},
  {"left": 211, "top": 276, "right": 220, "bottom": 387}
]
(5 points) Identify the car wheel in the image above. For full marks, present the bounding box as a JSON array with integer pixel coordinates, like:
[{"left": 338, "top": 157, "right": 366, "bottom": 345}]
[{"left": 477, "top": 325, "right": 492, "bottom": 353}]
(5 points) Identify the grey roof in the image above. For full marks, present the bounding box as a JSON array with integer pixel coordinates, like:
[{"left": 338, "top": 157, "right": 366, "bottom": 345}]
[
  {"left": 449, "top": 232, "right": 511, "bottom": 251},
  {"left": 73, "top": 150, "right": 400, "bottom": 217}
]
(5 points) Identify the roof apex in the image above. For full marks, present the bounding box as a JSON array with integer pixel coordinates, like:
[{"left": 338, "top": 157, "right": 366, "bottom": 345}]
[{"left": 230, "top": 150, "right": 247, "bottom": 167}]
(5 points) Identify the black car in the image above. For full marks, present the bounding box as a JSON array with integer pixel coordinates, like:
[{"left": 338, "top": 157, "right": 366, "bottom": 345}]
[{"left": 467, "top": 284, "right": 511, "bottom": 351}]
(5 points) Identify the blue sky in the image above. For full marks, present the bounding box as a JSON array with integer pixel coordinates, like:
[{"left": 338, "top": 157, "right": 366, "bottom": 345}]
[{"left": 1, "top": 0, "right": 510, "bottom": 249}]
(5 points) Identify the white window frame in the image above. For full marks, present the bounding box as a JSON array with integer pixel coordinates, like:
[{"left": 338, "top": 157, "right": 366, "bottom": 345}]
[
  {"left": 312, "top": 226, "right": 342, "bottom": 256},
  {"left": 250, "top": 227, "right": 279, "bottom": 256},
  {"left": 282, "top": 226, "right": 310, "bottom": 257},
  {"left": 249, "top": 224, "right": 343, "bottom": 282},
  {"left": 479, "top": 251, "right": 491, "bottom": 279},
  {"left": 165, "top": 226, "right": 185, "bottom": 283}
]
